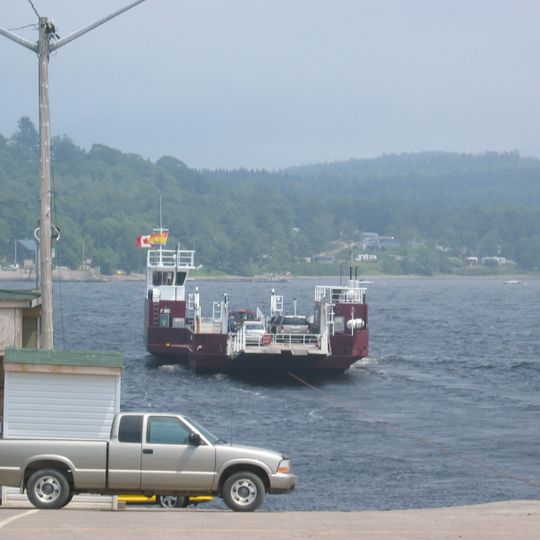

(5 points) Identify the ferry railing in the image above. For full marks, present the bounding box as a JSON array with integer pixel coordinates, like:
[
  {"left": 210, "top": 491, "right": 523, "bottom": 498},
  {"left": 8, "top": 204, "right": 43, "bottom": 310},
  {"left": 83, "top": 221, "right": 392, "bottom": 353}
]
[
  {"left": 227, "top": 329, "right": 245, "bottom": 356},
  {"left": 228, "top": 331, "right": 325, "bottom": 354},
  {"left": 199, "top": 317, "right": 222, "bottom": 334},
  {"left": 148, "top": 249, "right": 195, "bottom": 269},
  {"left": 270, "top": 291, "right": 284, "bottom": 316},
  {"left": 315, "top": 285, "right": 367, "bottom": 304},
  {"left": 187, "top": 293, "right": 195, "bottom": 314},
  {"left": 273, "top": 333, "right": 319, "bottom": 347},
  {"left": 184, "top": 317, "right": 194, "bottom": 331},
  {"left": 212, "top": 302, "right": 223, "bottom": 323}
]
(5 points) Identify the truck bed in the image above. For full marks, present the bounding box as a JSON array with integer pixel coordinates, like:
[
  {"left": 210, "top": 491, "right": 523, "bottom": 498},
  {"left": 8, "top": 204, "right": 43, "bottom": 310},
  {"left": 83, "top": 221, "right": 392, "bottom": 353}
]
[{"left": 0, "top": 438, "right": 108, "bottom": 489}]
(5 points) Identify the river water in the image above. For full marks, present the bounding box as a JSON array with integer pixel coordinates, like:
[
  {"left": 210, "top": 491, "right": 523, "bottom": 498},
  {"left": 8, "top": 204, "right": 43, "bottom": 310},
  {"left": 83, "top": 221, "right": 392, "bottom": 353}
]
[{"left": 6, "top": 277, "right": 540, "bottom": 511}]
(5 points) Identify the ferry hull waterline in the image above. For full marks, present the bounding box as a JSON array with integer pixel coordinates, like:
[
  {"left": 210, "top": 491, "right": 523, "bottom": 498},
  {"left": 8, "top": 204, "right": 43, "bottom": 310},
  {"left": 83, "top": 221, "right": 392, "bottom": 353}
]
[{"left": 143, "top": 235, "right": 369, "bottom": 373}]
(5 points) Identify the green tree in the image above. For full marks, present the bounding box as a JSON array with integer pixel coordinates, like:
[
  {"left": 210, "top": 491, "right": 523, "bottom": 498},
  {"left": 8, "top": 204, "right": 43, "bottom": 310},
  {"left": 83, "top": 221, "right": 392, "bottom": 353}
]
[{"left": 11, "top": 116, "right": 38, "bottom": 154}]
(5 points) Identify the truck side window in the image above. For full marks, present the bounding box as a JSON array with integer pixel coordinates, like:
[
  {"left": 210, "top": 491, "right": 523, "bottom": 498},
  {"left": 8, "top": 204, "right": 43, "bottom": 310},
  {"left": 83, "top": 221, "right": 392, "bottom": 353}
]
[
  {"left": 118, "top": 415, "right": 143, "bottom": 443},
  {"left": 147, "top": 417, "right": 190, "bottom": 445}
]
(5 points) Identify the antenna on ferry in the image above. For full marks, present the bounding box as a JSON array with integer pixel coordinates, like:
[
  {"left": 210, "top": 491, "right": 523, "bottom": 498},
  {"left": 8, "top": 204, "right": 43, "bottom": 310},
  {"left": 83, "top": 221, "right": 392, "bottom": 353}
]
[
  {"left": 0, "top": 0, "right": 148, "bottom": 349},
  {"left": 159, "top": 194, "right": 163, "bottom": 233}
]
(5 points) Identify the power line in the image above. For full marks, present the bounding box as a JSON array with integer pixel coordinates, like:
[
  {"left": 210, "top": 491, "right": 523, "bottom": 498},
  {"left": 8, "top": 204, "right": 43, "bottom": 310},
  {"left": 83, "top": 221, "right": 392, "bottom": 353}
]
[
  {"left": 26, "top": 0, "right": 40, "bottom": 19},
  {"left": 49, "top": 119, "right": 66, "bottom": 349},
  {"left": 7, "top": 24, "right": 37, "bottom": 31}
]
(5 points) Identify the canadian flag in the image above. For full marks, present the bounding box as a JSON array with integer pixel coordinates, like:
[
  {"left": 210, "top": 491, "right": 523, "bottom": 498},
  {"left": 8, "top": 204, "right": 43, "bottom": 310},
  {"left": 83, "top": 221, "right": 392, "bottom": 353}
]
[
  {"left": 136, "top": 231, "right": 169, "bottom": 248},
  {"left": 136, "top": 235, "right": 152, "bottom": 248}
]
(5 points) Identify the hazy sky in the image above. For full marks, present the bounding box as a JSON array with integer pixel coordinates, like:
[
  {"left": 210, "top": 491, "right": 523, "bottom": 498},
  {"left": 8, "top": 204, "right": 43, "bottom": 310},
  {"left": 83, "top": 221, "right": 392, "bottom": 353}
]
[{"left": 1, "top": 0, "right": 539, "bottom": 169}]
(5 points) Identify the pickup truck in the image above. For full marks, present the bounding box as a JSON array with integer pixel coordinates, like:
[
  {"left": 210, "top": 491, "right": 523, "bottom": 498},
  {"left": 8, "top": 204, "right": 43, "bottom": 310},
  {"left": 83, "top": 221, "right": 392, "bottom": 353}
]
[{"left": 0, "top": 412, "right": 297, "bottom": 512}]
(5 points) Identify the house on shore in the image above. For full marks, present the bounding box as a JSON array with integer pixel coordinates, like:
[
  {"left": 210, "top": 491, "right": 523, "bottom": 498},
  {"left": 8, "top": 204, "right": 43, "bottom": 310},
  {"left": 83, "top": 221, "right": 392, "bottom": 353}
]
[{"left": 0, "top": 289, "right": 42, "bottom": 424}]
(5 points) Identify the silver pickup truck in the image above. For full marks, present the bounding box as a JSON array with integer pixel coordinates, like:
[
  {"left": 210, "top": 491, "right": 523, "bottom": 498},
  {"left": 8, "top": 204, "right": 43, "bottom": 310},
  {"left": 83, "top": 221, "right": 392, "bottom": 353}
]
[{"left": 0, "top": 412, "right": 297, "bottom": 511}]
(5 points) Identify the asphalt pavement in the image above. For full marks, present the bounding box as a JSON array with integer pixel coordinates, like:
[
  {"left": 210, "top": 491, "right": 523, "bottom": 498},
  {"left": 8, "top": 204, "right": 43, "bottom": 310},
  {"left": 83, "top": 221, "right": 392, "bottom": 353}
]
[{"left": 1, "top": 500, "right": 539, "bottom": 539}]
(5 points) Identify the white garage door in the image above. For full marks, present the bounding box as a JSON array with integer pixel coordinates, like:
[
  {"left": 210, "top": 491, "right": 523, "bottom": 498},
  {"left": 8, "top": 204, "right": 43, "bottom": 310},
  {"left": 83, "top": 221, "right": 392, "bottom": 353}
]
[{"left": 3, "top": 372, "right": 120, "bottom": 439}]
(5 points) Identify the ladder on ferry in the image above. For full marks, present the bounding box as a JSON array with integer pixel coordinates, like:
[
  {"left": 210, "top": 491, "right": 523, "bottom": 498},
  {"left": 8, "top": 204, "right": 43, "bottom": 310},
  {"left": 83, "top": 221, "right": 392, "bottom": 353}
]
[{"left": 152, "top": 302, "right": 160, "bottom": 327}]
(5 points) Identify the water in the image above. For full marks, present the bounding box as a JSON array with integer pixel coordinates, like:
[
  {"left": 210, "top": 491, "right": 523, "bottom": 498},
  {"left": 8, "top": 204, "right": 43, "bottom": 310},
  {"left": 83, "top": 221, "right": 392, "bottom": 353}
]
[{"left": 7, "top": 277, "right": 540, "bottom": 510}]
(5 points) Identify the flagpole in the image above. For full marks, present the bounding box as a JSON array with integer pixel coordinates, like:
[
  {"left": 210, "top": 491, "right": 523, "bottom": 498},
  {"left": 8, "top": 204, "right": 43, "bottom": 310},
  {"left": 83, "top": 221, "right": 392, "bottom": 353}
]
[{"left": 159, "top": 195, "right": 163, "bottom": 234}]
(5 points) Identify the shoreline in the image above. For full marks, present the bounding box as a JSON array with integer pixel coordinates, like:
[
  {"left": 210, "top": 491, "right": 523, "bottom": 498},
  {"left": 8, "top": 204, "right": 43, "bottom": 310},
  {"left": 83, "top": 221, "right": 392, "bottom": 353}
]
[
  {"left": 0, "top": 269, "right": 534, "bottom": 283},
  {"left": 0, "top": 270, "right": 540, "bottom": 286}
]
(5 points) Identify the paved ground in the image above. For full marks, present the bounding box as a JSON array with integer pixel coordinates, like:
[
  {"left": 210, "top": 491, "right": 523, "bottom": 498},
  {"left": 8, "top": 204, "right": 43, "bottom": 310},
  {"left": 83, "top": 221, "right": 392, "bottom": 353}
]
[{"left": 0, "top": 500, "right": 539, "bottom": 539}]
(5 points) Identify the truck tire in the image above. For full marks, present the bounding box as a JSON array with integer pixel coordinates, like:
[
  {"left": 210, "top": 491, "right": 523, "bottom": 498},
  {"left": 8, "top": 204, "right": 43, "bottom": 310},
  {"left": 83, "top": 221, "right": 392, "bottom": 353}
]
[
  {"left": 222, "top": 471, "right": 265, "bottom": 512},
  {"left": 26, "top": 468, "right": 71, "bottom": 509},
  {"left": 158, "top": 495, "right": 187, "bottom": 508}
]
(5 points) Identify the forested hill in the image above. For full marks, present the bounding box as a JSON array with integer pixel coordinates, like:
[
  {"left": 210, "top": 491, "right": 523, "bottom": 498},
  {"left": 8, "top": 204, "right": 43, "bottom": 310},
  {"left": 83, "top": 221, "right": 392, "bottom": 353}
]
[
  {"left": 283, "top": 152, "right": 540, "bottom": 208},
  {"left": 2, "top": 117, "right": 540, "bottom": 275}
]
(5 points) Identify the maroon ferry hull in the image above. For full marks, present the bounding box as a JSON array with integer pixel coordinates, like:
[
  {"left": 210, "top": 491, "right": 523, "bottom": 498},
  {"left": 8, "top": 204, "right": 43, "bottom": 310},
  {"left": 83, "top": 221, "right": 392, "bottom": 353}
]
[
  {"left": 143, "top": 245, "right": 370, "bottom": 375},
  {"left": 146, "top": 325, "right": 368, "bottom": 373},
  {"left": 189, "top": 343, "right": 369, "bottom": 372}
]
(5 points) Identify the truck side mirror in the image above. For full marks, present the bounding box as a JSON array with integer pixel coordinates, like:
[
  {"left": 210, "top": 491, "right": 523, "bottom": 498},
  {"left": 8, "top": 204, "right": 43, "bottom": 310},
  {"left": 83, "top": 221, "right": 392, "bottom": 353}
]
[{"left": 188, "top": 432, "right": 201, "bottom": 446}]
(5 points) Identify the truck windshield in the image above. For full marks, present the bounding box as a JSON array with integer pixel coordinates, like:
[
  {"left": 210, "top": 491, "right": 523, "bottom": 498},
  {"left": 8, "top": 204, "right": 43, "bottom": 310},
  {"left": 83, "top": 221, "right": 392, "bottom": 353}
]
[{"left": 184, "top": 417, "right": 221, "bottom": 444}]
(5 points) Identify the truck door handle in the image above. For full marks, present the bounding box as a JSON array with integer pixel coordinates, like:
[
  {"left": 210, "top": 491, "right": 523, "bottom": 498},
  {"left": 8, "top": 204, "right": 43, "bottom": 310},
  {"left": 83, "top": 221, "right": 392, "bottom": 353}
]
[{"left": 143, "top": 449, "right": 154, "bottom": 454}]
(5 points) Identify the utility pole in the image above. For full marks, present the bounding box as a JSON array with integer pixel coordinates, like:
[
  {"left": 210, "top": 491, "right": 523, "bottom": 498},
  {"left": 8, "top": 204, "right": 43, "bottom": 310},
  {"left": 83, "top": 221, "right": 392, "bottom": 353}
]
[
  {"left": 38, "top": 16, "right": 54, "bottom": 350},
  {"left": 0, "top": 0, "right": 147, "bottom": 349}
]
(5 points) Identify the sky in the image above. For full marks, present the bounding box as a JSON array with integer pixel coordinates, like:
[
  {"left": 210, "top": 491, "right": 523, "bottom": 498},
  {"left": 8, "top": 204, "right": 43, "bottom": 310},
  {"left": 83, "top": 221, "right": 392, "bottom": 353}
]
[{"left": 1, "top": 0, "right": 539, "bottom": 169}]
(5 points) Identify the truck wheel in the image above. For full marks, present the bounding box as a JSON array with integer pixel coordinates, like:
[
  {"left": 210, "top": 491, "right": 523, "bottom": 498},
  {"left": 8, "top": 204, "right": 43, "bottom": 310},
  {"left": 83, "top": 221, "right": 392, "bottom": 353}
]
[
  {"left": 61, "top": 492, "right": 74, "bottom": 508},
  {"left": 222, "top": 471, "right": 265, "bottom": 512},
  {"left": 158, "top": 495, "right": 186, "bottom": 508},
  {"left": 26, "top": 468, "right": 71, "bottom": 509}
]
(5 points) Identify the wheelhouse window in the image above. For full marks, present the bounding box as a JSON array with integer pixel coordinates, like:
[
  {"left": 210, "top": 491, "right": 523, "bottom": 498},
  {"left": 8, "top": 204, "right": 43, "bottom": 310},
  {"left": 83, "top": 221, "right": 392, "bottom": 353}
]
[
  {"left": 152, "top": 271, "right": 175, "bottom": 286},
  {"left": 147, "top": 416, "right": 190, "bottom": 445}
]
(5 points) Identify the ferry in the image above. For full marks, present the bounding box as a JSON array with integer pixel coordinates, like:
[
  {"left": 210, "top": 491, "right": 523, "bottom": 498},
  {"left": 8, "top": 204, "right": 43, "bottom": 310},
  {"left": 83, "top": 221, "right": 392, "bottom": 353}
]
[{"left": 144, "top": 239, "right": 369, "bottom": 373}]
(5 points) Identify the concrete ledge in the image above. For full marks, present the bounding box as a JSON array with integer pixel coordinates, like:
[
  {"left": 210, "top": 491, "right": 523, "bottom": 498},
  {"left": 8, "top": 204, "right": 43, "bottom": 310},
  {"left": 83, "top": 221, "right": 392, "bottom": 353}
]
[{"left": 1, "top": 487, "right": 117, "bottom": 510}]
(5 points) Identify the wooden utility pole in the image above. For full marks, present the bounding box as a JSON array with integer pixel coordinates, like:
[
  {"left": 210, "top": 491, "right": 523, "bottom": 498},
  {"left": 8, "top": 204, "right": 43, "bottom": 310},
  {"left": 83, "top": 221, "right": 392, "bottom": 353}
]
[
  {"left": 37, "top": 17, "right": 54, "bottom": 349},
  {"left": 0, "top": 0, "right": 147, "bottom": 349}
]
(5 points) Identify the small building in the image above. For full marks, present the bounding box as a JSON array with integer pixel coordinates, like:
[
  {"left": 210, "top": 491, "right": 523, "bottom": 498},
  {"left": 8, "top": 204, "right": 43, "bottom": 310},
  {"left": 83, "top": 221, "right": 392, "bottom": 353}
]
[
  {"left": 1, "top": 348, "right": 122, "bottom": 509},
  {"left": 312, "top": 255, "right": 335, "bottom": 264},
  {"left": 8, "top": 239, "right": 37, "bottom": 268},
  {"left": 2, "top": 348, "right": 122, "bottom": 440},
  {"left": 0, "top": 289, "right": 42, "bottom": 424},
  {"left": 355, "top": 254, "right": 378, "bottom": 262},
  {"left": 0, "top": 292, "right": 122, "bottom": 509},
  {"left": 481, "top": 256, "right": 507, "bottom": 266},
  {"left": 1, "top": 349, "right": 123, "bottom": 509},
  {"left": 361, "top": 233, "right": 400, "bottom": 251},
  {"left": 0, "top": 289, "right": 41, "bottom": 356}
]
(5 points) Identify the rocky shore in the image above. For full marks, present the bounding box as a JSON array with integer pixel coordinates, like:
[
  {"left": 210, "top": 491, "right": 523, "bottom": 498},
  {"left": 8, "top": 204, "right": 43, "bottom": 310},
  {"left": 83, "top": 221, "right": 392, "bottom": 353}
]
[{"left": 0, "top": 268, "right": 144, "bottom": 282}]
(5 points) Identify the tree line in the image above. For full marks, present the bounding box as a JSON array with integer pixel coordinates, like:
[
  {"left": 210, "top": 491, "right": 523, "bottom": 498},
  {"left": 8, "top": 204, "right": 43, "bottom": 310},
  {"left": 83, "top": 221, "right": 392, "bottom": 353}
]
[{"left": 1, "top": 117, "right": 540, "bottom": 275}]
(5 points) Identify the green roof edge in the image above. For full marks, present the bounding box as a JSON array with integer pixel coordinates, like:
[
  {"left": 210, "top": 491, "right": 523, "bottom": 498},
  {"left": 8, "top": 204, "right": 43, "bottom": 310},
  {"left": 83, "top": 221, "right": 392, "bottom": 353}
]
[{"left": 4, "top": 348, "right": 123, "bottom": 368}]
